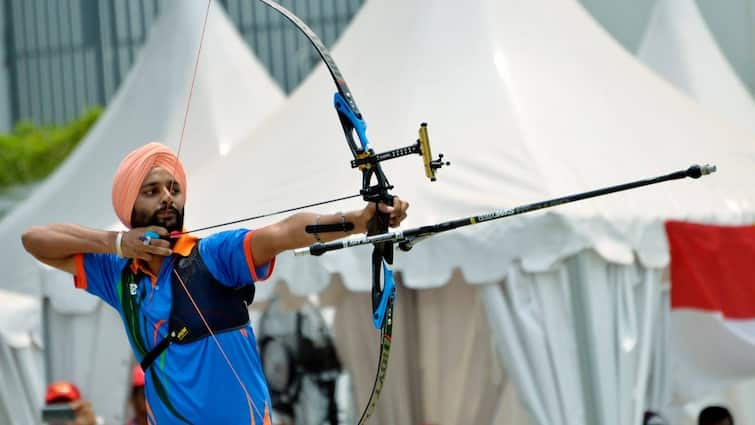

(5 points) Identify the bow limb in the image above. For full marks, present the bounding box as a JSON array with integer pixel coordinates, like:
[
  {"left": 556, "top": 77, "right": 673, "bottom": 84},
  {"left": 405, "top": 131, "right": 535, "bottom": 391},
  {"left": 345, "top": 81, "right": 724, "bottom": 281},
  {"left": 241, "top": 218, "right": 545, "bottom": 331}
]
[{"left": 258, "top": 1, "right": 396, "bottom": 423}]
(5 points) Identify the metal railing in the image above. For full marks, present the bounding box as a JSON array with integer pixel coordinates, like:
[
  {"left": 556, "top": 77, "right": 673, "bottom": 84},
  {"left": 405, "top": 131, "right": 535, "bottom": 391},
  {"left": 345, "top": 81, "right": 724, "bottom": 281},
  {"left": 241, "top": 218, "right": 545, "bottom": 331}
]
[{"left": 3, "top": 0, "right": 364, "bottom": 126}]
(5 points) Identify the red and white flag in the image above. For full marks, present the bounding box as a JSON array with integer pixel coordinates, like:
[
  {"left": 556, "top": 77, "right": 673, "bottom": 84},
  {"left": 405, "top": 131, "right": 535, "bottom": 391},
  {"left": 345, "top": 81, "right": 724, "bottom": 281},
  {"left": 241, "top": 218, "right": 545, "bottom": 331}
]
[{"left": 666, "top": 221, "right": 755, "bottom": 400}]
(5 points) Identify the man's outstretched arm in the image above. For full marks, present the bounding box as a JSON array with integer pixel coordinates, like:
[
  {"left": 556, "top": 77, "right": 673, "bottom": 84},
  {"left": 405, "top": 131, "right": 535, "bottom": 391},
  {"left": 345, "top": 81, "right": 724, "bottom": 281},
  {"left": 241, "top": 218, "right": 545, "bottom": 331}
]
[
  {"left": 22, "top": 224, "right": 172, "bottom": 274},
  {"left": 251, "top": 199, "right": 409, "bottom": 267}
]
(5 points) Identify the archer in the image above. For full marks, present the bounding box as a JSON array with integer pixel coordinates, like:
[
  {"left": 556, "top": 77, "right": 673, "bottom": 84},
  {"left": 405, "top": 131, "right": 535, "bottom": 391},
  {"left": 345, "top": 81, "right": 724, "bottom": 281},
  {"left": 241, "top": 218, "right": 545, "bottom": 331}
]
[{"left": 22, "top": 142, "right": 409, "bottom": 424}]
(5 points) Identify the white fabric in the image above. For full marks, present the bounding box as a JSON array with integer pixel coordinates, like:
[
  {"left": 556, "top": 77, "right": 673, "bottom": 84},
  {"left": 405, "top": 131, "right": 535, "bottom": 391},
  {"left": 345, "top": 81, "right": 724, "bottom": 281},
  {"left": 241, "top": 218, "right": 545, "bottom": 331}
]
[
  {"left": 638, "top": 0, "right": 755, "bottom": 417},
  {"left": 671, "top": 311, "right": 755, "bottom": 401},
  {"left": 44, "top": 302, "right": 132, "bottom": 425},
  {"left": 645, "top": 288, "right": 672, "bottom": 413},
  {"left": 482, "top": 252, "right": 667, "bottom": 425},
  {"left": 670, "top": 306, "right": 755, "bottom": 424},
  {"left": 331, "top": 279, "right": 528, "bottom": 425},
  {"left": 638, "top": 0, "right": 755, "bottom": 133},
  {"left": 0, "top": 290, "right": 44, "bottom": 425},
  {"left": 0, "top": 290, "right": 43, "bottom": 348}
]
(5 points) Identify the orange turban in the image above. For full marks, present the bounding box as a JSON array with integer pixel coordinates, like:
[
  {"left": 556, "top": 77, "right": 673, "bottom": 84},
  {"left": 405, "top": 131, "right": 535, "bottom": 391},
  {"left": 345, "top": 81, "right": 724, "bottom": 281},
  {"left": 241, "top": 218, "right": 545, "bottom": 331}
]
[{"left": 112, "top": 143, "right": 187, "bottom": 228}]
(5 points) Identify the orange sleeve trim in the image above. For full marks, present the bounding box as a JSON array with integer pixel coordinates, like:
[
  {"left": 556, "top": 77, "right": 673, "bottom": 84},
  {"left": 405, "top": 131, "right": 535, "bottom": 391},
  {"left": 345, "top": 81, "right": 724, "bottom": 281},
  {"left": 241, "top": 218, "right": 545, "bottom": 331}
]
[
  {"left": 243, "top": 230, "right": 275, "bottom": 282},
  {"left": 72, "top": 254, "right": 87, "bottom": 290}
]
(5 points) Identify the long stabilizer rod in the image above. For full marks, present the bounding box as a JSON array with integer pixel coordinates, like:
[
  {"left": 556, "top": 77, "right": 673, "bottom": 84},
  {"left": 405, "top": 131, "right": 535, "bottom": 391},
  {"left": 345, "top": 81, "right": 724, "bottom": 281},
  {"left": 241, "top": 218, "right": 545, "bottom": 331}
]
[{"left": 294, "top": 164, "right": 716, "bottom": 256}]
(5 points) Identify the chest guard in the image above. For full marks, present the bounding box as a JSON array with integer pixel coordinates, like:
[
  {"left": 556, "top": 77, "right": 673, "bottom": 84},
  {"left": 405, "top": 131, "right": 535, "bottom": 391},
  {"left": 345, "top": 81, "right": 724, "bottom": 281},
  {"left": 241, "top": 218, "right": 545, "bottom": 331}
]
[{"left": 122, "top": 244, "right": 254, "bottom": 371}]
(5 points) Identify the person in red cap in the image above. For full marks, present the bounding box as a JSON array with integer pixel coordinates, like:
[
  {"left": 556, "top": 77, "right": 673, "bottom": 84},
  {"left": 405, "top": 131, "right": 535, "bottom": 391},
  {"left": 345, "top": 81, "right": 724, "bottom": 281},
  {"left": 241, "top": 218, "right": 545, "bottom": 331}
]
[
  {"left": 126, "top": 366, "right": 146, "bottom": 425},
  {"left": 22, "top": 143, "right": 410, "bottom": 424},
  {"left": 44, "top": 381, "right": 96, "bottom": 425}
]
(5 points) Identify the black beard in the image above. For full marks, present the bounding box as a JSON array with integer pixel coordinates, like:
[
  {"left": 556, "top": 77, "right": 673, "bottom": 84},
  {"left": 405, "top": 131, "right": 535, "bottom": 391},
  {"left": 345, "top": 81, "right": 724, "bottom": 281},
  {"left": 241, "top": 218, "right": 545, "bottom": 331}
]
[{"left": 131, "top": 206, "right": 184, "bottom": 235}]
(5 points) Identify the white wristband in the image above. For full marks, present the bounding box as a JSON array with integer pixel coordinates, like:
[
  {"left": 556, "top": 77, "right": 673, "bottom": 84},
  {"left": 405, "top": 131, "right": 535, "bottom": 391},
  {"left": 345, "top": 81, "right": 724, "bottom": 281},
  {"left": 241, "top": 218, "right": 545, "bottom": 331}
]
[{"left": 115, "top": 231, "right": 124, "bottom": 258}]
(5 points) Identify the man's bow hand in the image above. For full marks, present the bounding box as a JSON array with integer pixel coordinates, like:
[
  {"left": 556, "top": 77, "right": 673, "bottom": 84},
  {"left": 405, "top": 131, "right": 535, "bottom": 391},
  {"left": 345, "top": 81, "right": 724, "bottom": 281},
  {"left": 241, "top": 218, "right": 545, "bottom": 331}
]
[{"left": 360, "top": 197, "right": 410, "bottom": 231}]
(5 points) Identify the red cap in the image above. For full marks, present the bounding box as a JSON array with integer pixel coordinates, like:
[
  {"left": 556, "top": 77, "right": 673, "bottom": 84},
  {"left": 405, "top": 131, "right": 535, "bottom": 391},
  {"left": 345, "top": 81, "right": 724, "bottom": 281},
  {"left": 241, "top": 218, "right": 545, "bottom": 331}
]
[
  {"left": 45, "top": 381, "right": 81, "bottom": 404},
  {"left": 132, "top": 365, "right": 145, "bottom": 387}
]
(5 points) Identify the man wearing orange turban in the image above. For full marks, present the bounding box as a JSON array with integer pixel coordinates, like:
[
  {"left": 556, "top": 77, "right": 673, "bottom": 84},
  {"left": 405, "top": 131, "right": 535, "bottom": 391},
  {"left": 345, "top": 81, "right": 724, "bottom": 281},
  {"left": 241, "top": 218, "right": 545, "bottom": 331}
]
[
  {"left": 22, "top": 142, "right": 409, "bottom": 425},
  {"left": 111, "top": 142, "right": 188, "bottom": 231}
]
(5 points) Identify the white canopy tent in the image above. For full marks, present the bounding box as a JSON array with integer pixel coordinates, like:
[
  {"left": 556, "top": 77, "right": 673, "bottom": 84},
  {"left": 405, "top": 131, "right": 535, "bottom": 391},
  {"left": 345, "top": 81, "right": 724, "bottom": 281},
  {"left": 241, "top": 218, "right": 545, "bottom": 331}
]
[
  {"left": 2, "top": 0, "right": 753, "bottom": 423},
  {"left": 189, "top": 0, "right": 754, "bottom": 295},
  {"left": 185, "top": 0, "right": 755, "bottom": 424},
  {"left": 0, "top": 1, "right": 284, "bottom": 424},
  {"left": 638, "top": 0, "right": 755, "bottom": 422},
  {"left": 637, "top": 0, "right": 755, "bottom": 133},
  {"left": 0, "top": 290, "right": 43, "bottom": 425}
]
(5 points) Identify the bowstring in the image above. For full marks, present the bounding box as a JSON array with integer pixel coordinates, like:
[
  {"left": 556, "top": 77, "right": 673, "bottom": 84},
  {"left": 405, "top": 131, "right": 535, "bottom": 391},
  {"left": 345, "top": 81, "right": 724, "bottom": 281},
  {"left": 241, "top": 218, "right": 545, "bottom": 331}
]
[
  {"left": 167, "top": 1, "right": 259, "bottom": 422},
  {"left": 173, "top": 270, "right": 261, "bottom": 421},
  {"left": 180, "top": 193, "right": 361, "bottom": 234}
]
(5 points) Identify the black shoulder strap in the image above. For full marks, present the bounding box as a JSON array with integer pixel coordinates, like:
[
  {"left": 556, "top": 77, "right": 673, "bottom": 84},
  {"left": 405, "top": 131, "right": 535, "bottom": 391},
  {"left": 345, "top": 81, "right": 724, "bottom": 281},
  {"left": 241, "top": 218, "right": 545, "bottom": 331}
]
[
  {"left": 140, "top": 337, "right": 171, "bottom": 371},
  {"left": 140, "top": 245, "right": 255, "bottom": 371}
]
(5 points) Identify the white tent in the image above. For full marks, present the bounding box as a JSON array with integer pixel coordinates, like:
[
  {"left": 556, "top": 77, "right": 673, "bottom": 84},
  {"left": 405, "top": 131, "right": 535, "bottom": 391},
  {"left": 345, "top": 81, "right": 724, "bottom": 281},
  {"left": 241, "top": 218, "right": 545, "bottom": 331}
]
[
  {"left": 0, "top": 290, "right": 43, "bottom": 425},
  {"left": 185, "top": 0, "right": 755, "bottom": 424},
  {"left": 638, "top": 1, "right": 755, "bottom": 422},
  {"left": 186, "top": 0, "right": 531, "bottom": 422},
  {"left": 0, "top": 1, "right": 284, "bottom": 424},
  {"left": 637, "top": 0, "right": 755, "bottom": 133}
]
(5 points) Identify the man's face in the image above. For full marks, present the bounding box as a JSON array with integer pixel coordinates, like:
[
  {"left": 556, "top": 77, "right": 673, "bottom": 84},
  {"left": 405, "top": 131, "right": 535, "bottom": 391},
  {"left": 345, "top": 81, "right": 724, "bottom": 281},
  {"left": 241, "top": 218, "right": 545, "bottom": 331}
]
[{"left": 130, "top": 166, "right": 186, "bottom": 233}]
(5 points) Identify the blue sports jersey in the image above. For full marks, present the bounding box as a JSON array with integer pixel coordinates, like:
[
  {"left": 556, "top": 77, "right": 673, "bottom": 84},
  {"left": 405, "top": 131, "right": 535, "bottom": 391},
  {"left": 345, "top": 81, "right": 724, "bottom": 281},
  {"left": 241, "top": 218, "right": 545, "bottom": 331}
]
[{"left": 73, "top": 229, "right": 275, "bottom": 424}]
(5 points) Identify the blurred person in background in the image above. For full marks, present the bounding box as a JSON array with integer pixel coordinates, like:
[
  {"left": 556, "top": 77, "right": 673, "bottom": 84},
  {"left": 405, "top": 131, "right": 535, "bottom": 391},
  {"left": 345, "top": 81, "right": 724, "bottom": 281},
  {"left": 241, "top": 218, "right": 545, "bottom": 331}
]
[
  {"left": 43, "top": 381, "right": 97, "bottom": 425},
  {"left": 643, "top": 410, "right": 667, "bottom": 425},
  {"left": 698, "top": 405, "right": 734, "bottom": 425}
]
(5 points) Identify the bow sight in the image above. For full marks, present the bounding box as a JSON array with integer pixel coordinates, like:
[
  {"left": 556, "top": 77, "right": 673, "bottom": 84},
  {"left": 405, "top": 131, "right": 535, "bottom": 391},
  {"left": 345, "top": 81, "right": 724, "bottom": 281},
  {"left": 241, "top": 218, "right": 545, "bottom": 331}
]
[
  {"left": 348, "top": 121, "right": 450, "bottom": 182},
  {"left": 334, "top": 91, "right": 449, "bottom": 207}
]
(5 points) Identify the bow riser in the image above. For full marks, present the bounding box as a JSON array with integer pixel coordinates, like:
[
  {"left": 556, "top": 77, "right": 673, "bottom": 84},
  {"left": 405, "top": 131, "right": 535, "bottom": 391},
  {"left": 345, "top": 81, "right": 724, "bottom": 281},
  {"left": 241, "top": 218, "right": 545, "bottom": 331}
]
[{"left": 258, "top": 2, "right": 447, "bottom": 423}]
